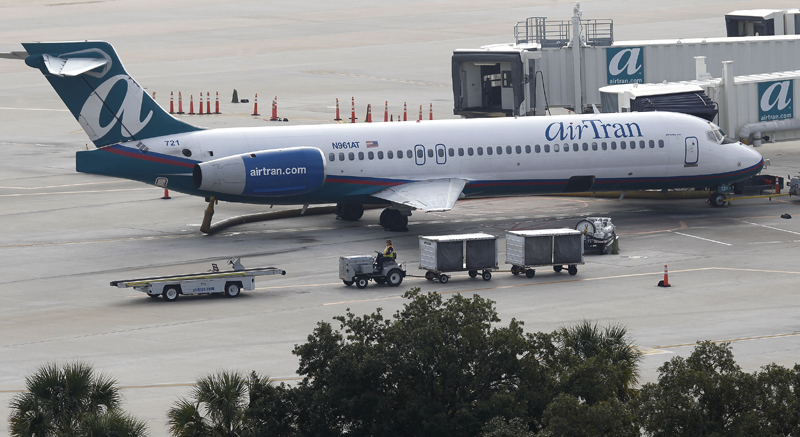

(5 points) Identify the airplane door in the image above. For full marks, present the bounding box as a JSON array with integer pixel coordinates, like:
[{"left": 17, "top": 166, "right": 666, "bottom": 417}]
[
  {"left": 435, "top": 144, "right": 446, "bottom": 165},
  {"left": 414, "top": 144, "right": 426, "bottom": 166},
  {"left": 685, "top": 137, "right": 698, "bottom": 166}
]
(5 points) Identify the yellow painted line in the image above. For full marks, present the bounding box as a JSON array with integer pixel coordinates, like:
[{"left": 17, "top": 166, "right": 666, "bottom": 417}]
[
  {"left": 0, "top": 188, "right": 153, "bottom": 197},
  {"left": 637, "top": 348, "right": 673, "bottom": 356},
  {"left": 656, "top": 332, "right": 800, "bottom": 349}
]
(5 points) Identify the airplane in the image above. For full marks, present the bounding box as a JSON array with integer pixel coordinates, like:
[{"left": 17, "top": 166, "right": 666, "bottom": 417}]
[{"left": 3, "top": 41, "right": 764, "bottom": 232}]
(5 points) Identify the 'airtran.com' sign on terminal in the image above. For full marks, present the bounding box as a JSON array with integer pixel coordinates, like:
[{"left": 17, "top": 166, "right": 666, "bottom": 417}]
[
  {"left": 606, "top": 47, "right": 644, "bottom": 85},
  {"left": 758, "top": 80, "right": 794, "bottom": 121}
]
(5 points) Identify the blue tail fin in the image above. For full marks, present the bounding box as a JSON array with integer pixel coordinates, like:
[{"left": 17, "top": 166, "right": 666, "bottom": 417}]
[{"left": 23, "top": 41, "right": 201, "bottom": 148}]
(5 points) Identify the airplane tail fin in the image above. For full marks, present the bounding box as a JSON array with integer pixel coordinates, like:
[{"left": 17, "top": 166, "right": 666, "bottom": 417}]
[{"left": 22, "top": 41, "right": 200, "bottom": 148}]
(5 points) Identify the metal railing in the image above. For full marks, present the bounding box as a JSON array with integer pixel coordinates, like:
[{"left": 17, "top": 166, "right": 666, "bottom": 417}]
[{"left": 514, "top": 17, "right": 613, "bottom": 47}]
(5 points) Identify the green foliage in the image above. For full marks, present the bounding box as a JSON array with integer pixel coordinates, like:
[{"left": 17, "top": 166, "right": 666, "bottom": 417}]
[
  {"left": 167, "top": 370, "right": 253, "bottom": 437},
  {"left": 636, "top": 341, "right": 800, "bottom": 436},
  {"left": 541, "top": 394, "right": 639, "bottom": 437},
  {"left": 8, "top": 361, "right": 147, "bottom": 437}
]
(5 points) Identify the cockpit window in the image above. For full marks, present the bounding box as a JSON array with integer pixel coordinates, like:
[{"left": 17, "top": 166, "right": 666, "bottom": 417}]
[{"left": 706, "top": 123, "right": 725, "bottom": 144}]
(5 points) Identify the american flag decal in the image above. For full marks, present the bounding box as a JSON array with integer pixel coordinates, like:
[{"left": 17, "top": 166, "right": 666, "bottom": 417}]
[{"left": 366, "top": 140, "right": 379, "bottom": 148}]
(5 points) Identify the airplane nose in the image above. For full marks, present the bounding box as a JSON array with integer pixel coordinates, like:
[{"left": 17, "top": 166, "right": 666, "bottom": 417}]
[{"left": 742, "top": 144, "right": 764, "bottom": 171}]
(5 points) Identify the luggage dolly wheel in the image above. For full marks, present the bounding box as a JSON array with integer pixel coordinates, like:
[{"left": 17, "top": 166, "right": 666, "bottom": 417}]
[
  {"left": 224, "top": 281, "right": 242, "bottom": 298},
  {"left": 482, "top": 270, "right": 492, "bottom": 281},
  {"left": 510, "top": 266, "right": 520, "bottom": 276},
  {"left": 355, "top": 276, "right": 369, "bottom": 289},
  {"left": 468, "top": 270, "right": 478, "bottom": 278},
  {"left": 525, "top": 269, "right": 536, "bottom": 279},
  {"left": 567, "top": 265, "right": 578, "bottom": 276},
  {"left": 162, "top": 285, "right": 180, "bottom": 302},
  {"left": 343, "top": 280, "right": 354, "bottom": 287},
  {"left": 425, "top": 271, "right": 435, "bottom": 281},
  {"left": 553, "top": 265, "right": 563, "bottom": 273},
  {"left": 438, "top": 274, "right": 449, "bottom": 284}
]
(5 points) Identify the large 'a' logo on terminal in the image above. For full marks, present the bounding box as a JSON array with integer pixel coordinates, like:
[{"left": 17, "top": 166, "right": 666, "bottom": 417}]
[
  {"left": 79, "top": 74, "right": 153, "bottom": 141},
  {"left": 758, "top": 80, "right": 794, "bottom": 122},
  {"left": 606, "top": 47, "right": 644, "bottom": 85}
]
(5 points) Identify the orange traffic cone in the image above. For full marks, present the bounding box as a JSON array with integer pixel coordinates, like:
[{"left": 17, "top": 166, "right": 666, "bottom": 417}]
[{"left": 657, "top": 264, "right": 671, "bottom": 287}]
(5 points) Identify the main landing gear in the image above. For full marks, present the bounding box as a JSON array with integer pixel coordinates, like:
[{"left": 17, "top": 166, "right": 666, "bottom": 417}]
[
  {"left": 336, "top": 203, "right": 364, "bottom": 221},
  {"left": 379, "top": 208, "right": 409, "bottom": 232}
]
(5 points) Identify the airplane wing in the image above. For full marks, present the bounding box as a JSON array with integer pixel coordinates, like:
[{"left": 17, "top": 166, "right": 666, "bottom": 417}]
[{"left": 371, "top": 178, "right": 468, "bottom": 212}]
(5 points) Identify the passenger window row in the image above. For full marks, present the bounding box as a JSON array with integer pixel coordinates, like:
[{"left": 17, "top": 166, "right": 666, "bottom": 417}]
[{"left": 327, "top": 140, "right": 665, "bottom": 162}]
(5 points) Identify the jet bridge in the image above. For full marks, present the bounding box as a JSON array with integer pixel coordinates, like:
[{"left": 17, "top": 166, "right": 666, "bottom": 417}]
[{"left": 452, "top": 3, "right": 800, "bottom": 117}]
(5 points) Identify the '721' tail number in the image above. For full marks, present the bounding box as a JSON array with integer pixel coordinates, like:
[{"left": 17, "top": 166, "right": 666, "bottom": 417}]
[{"left": 164, "top": 140, "right": 181, "bottom": 147}]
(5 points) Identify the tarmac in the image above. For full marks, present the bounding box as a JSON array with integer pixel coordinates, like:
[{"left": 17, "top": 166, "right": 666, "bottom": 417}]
[{"left": 2, "top": 1, "right": 800, "bottom": 435}]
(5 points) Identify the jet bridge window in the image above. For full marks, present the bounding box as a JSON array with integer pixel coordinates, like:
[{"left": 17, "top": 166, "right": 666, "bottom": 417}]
[
  {"left": 658, "top": 139, "right": 665, "bottom": 148},
  {"left": 358, "top": 152, "right": 365, "bottom": 160},
  {"left": 329, "top": 153, "right": 335, "bottom": 161}
]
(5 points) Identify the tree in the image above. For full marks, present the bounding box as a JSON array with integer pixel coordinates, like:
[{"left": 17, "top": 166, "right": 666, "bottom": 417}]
[
  {"left": 636, "top": 341, "right": 761, "bottom": 436},
  {"left": 167, "top": 370, "right": 250, "bottom": 437},
  {"left": 292, "top": 288, "right": 533, "bottom": 437},
  {"left": 8, "top": 361, "right": 148, "bottom": 437},
  {"left": 540, "top": 394, "right": 639, "bottom": 437}
]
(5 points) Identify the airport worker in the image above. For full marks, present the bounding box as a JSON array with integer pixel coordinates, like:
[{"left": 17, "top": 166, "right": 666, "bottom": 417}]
[{"left": 376, "top": 239, "right": 395, "bottom": 272}]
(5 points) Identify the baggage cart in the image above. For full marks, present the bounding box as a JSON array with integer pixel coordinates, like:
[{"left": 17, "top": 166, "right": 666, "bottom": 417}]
[
  {"left": 419, "top": 233, "right": 498, "bottom": 283},
  {"left": 505, "top": 229, "right": 584, "bottom": 278},
  {"left": 110, "top": 258, "right": 285, "bottom": 301}
]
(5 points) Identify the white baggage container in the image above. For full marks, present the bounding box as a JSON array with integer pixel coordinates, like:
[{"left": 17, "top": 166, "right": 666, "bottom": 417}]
[
  {"left": 419, "top": 233, "right": 498, "bottom": 283},
  {"left": 505, "top": 229, "right": 584, "bottom": 278}
]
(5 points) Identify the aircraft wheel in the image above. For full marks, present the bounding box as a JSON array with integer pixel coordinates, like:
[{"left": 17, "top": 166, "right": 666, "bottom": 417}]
[
  {"left": 224, "top": 282, "right": 241, "bottom": 298},
  {"left": 709, "top": 192, "right": 726, "bottom": 207},
  {"left": 162, "top": 286, "right": 179, "bottom": 302},
  {"left": 482, "top": 271, "right": 492, "bottom": 281},
  {"left": 355, "top": 276, "right": 369, "bottom": 289},
  {"left": 439, "top": 275, "right": 449, "bottom": 284},
  {"left": 568, "top": 265, "right": 578, "bottom": 276},
  {"left": 338, "top": 203, "right": 364, "bottom": 221},
  {"left": 468, "top": 270, "right": 478, "bottom": 278},
  {"left": 526, "top": 269, "right": 536, "bottom": 278},
  {"left": 386, "top": 269, "right": 403, "bottom": 287},
  {"left": 553, "top": 265, "right": 563, "bottom": 273},
  {"left": 343, "top": 280, "right": 354, "bottom": 287}
]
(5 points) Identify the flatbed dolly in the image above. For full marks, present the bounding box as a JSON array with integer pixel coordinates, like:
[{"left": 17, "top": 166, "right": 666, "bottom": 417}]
[{"left": 110, "top": 258, "right": 285, "bottom": 301}]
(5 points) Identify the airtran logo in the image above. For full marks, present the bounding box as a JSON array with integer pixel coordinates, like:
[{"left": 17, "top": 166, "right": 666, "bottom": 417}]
[
  {"left": 758, "top": 80, "right": 794, "bottom": 121},
  {"left": 545, "top": 119, "right": 643, "bottom": 141},
  {"left": 606, "top": 47, "right": 644, "bottom": 85},
  {"left": 80, "top": 74, "right": 153, "bottom": 141}
]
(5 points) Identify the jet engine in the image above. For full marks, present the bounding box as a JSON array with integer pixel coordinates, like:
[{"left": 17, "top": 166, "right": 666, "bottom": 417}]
[{"left": 193, "top": 147, "right": 326, "bottom": 197}]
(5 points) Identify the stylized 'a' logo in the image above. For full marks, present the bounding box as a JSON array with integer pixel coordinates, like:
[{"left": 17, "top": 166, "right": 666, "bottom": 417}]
[
  {"left": 760, "top": 81, "right": 792, "bottom": 112},
  {"left": 609, "top": 48, "right": 642, "bottom": 76},
  {"left": 79, "top": 74, "right": 153, "bottom": 141}
]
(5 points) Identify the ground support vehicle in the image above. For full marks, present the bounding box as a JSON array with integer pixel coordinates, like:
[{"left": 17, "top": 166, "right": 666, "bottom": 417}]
[
  {"left": 339, "top": 254, "right": 406, "bottom": 289},
  {"left": 575, "top": 217, "right": 617, "bottom": 255},
  {"left": 110, "top": 258, "right": 285, "bottom": 301},
  {"left": 506, "top": 229, "right": 584, "bottom": 278},
  {"left": 419, "top": 233, "right": 498, "bottom": 283}
]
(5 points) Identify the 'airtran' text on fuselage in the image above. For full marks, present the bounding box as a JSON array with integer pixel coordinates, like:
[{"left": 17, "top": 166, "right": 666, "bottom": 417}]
[
  {"left": 545, "top": 120, "right": 643, "bottom": 142},
  {"left": 332, "top": 141, "right": 360, "bottom": 149}
]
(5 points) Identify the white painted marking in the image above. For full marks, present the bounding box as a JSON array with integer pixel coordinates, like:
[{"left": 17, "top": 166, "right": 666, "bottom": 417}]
[
  {"left": 672, "top": 231, "right": 732, "bottom": 246},
  {"left": 743, "top": 221, "right": 800, "bottom": 236}
]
